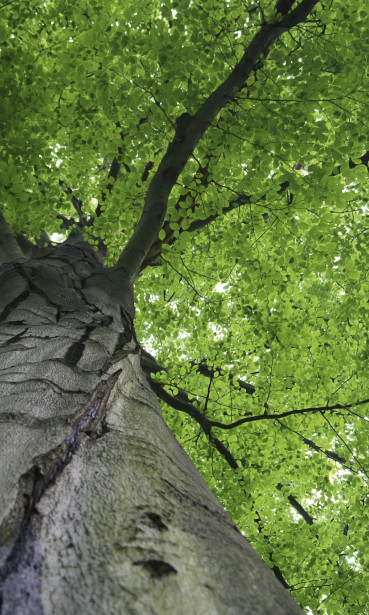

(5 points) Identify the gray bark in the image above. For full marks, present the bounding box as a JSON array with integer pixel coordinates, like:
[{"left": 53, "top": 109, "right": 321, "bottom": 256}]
[{"left": 0, "top": 239, "right": 304, "bottom": 614}]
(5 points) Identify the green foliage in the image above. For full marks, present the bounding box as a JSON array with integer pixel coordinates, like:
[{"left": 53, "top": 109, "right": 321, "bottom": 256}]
[{"left": 2, "top": 0, "right": 369, "bottom": 612}]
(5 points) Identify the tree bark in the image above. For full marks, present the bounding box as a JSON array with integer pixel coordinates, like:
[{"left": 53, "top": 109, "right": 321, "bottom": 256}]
[{"left": 0, "top": 240, "right": 304, "bottom": 614}]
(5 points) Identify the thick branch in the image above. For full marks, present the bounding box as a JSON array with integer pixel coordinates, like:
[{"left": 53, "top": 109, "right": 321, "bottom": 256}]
[
  {"left": 115, "top": 0, "right": 320, "bottom": 282},
  {"left": 142, "top": 348, "right": 369, "bottom": 437},
  {"left": 140, "top": 143, "right": 369, "bottom": 270},
  {"left": 146, "top": 353, "right": 317, "bottom": 527},
  {"left": 152, "top": 381, "right": 369, "bottom": 432},
  {"left": 148, "top": 378, "right": 213, "bottom": 435}
]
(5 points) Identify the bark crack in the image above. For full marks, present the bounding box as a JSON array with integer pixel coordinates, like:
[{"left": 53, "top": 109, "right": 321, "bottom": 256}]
[
  {"left": 39, "top": 368, "right": 122, "bottom": 499},
  {"left": 0, "top": 289, "right": 29, "bottom": 323},
  {"left": 3, "top": 327, "right": 29, "bottom": 346},
  {"left": 0, "top": 413, "right": 70, "bottom": 430},
  {"left": 0, "top": 368, "right": 122, "bottom": 606},
  {"left": 63, "top": 315, "right": 112, "bottom": 368}
]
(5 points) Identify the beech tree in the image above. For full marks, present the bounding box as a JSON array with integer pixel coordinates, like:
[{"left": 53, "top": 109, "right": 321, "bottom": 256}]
[{"left": 1, "top": 0, "right": 368, "bottom": 613}]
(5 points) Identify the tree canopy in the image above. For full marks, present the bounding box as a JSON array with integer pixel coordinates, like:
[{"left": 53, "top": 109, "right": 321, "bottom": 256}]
[{"left": 2, "top": 0, "right": 369, "bottom": 612}]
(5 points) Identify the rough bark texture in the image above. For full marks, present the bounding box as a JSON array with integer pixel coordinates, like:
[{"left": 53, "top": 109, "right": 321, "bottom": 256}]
[{"left": 0, "top": 240, "right": 304, "bottom": 614}]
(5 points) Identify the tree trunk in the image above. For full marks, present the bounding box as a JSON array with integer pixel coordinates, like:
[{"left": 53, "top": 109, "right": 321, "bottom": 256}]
[{"left": 0, "top": 241, "right": 304, "bottom": 614}]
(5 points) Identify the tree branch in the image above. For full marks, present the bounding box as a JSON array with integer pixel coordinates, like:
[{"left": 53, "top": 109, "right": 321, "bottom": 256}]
[
  {"left": 148, "top": 377, "right": 213, "bottom": 435},
  {"left": 254, "top": 510, "right": 291, "bottom": 589},
  {"left": 141, "top": 348, "right": 257, "bottom": 397},
  {"left": 193, "top": 359, "right": 257, "bottom": 395},
  {"left": 209, "top": 398, "right": 369, "bottom": 430},
  {"left": 276, "top": 483, "right": 314, "bottom": 525},
  {"left": 139, "top": 141, "right": 369, "bottom": 270},
  {"left": 142, "top": 348, "right": 369, "bottom": 441},
  {"left": 211, "top": 435, "right": 239, "bottom": 469},
  {"left": 145, "top": 349, "right": 318, "bottom": 527},
  {"left": 277, "top": 421, "right": 349, "bottom": 467},
  {"left": 115, "top": 0, "right": 320, "bottom": 283}
]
